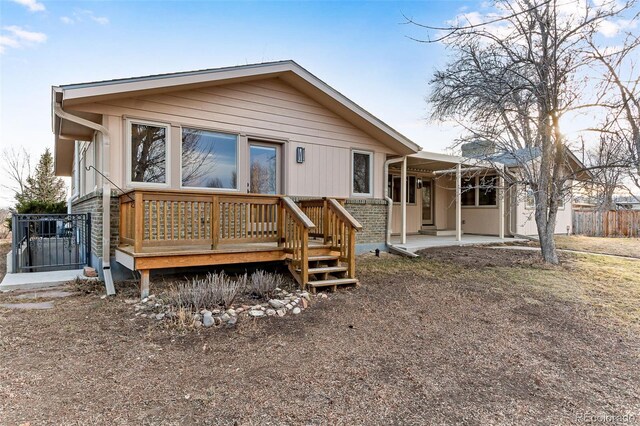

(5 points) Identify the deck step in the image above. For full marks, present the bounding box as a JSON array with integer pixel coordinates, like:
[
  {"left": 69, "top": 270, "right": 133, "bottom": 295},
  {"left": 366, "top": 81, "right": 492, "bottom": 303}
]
[
  {"left": 308, "top": 255, "right": 340, "bottom": 262},
  {"left": 307, "top": 278, "right": 359, "bottom": 288},
  {"left": 298, "top": 266, "right": 348, "bottom": 274}
]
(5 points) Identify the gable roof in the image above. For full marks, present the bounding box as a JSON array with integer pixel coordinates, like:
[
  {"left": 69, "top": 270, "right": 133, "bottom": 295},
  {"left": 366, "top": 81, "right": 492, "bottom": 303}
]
[{"left": 52, "top": 60, "right": 421, "bottom": 175}]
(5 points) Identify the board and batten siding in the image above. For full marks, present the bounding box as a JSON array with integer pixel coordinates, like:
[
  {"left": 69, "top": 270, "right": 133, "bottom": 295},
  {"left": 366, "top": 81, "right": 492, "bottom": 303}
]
[{"left": 69, "top": 78, "right": 400, "bottom": 199}]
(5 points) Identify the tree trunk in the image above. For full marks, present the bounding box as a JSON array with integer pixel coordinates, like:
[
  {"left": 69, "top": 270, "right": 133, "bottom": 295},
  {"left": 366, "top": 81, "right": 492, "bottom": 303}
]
[{"left": 534, "top": 188, "right": 560, "bottom": 265}]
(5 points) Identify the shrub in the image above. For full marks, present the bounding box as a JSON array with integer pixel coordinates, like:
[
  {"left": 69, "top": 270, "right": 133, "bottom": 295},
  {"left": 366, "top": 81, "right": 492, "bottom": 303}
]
[
  {"left": 249, "top": 270, "right": 286, "bottom": 299},
  {"left": 169, "top": 272, "right": 247, "bottom": 310}
]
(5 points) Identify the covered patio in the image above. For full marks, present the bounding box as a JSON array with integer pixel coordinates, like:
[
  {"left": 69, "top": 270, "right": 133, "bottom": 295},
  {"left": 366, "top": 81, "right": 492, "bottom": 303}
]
[{"left": 386, "top": 151, "right": 507, "bottom": 247}]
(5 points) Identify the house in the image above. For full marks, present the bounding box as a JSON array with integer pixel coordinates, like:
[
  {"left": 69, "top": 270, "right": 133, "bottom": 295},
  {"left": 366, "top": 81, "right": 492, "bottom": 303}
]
[{"left": 50, "top": 60, "right": 587, "bottom": 297}]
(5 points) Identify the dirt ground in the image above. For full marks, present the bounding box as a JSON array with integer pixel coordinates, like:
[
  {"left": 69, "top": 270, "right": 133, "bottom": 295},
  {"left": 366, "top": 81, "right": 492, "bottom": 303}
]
[{"left": 1, "top": 246, "right": 639, "bottom": 425}]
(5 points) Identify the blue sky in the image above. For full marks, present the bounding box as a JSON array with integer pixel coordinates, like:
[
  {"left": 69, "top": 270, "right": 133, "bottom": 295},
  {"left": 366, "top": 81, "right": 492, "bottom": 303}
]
[{"left": 0, "top": 0, "right": 471, "bottom": 205}]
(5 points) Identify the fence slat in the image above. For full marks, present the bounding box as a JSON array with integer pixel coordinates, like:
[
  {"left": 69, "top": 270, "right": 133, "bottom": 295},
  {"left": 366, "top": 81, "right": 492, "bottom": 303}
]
[{"left": 573, "top": 210, "right": 640, "bottom": 237}]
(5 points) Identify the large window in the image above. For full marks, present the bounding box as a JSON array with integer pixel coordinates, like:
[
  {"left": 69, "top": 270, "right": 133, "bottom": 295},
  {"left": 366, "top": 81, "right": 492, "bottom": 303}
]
[
  {"left": 388, "top": 174, "right": 417, "bottom": 204},
  {"left": 352, "top": 150, "right": 372, "bottom": 196},
  {"left": 181, "top": 128, "right": 238, "bottom": 189},
  {"left": 461, "top": 175, "right": 498, "bottom": 207},
  {"left": 130, "top": 121, "right": 168, "bottom": 184}
]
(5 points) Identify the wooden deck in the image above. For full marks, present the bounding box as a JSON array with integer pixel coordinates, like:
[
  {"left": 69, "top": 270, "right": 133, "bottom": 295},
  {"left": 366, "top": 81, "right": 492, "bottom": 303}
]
[{"left": 116, "top": 190, "right": 362, "bottom": 297}]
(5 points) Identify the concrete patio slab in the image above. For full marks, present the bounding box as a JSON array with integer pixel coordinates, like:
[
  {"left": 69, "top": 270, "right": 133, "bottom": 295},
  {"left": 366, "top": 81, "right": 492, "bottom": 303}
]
[
  {"left": 390, "top": 235, "right": 528, "bottom": 254},
  {"left": 0, "top": 269, "right": 85, "bottom": 292}
]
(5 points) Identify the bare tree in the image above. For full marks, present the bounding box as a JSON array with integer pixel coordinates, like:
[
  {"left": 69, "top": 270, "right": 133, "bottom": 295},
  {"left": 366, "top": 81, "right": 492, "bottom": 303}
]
[
  {"left": 1, "top": 147, "right": 31, "bottom": 198},
  {"left": 586, "top": 135, "right": 629, "bottom": 210},
  {"left": 411, "top": 0, "right": 631, "bottom": 263},
  {"left": 588, "top": 33, "right": 640, "bottom": 189}
]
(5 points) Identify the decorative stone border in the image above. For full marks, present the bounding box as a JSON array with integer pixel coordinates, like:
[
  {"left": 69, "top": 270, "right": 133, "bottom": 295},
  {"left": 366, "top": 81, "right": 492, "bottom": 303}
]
[{"left": 127, "top": 287, "right": 329, "bottom": 328}]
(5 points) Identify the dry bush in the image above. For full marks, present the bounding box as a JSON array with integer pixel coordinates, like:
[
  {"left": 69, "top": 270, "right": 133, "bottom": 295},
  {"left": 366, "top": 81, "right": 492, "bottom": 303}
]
[
  {"left": 169, "top": 272, "right": 247, "bottom": 311},
  {"left": 249, "top": 270, "right": 285, "bottom": 299}
]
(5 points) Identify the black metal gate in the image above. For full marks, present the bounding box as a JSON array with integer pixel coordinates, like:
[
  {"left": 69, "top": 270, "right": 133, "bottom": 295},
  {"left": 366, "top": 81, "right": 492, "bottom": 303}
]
[{"left": 11, "top": 213, "right": 91, "bottom": 273}]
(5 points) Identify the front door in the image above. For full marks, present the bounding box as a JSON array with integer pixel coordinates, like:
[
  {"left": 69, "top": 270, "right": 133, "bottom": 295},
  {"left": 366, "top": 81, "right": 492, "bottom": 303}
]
[
  {"left": 422, "top": 179, "right": 434, "bottom": 226},
  {"left": 249, "top": 142, "right": 280, "bottom": 194}
]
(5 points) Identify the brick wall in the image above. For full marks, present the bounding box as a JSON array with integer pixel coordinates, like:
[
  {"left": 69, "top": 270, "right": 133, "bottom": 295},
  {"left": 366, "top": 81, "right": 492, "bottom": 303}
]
[
  {"left": 343, "top": 198, "right": 387, "bottom": 245},
  {"left": 71, "top": 190, "right": 120, "bottom": 258}
]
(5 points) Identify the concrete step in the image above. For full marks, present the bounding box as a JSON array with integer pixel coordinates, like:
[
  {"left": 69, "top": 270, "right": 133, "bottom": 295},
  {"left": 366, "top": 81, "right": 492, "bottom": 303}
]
[{"left": 419, "top": 228, "right": 460, "bottom": 236}]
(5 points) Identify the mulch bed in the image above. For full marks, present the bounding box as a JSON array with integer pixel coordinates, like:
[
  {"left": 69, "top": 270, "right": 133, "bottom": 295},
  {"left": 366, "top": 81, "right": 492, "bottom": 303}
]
[{"left": 0, "top": 246, "right": 638, "bottom": 425}]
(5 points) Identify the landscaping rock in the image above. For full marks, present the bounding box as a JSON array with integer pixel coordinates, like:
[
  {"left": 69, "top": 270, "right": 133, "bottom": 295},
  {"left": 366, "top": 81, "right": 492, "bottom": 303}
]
[
  {"left": 227, "top": 309, "right": 236, "bottom": 316},
  {"left": 300, "top": 292, "right": 310, "bottom": 301},
  {"left": 292, "top": 307, "right": 301, "bottom": 315},
  {"left": 301, "top": 298, "right": 308, "bottom": 309},
  {"left": 203, "top": 313, "right": 215, "bottom": 327},
  {"left": 220, "top": 313, "right": 231, "bottom": 322},
  {"left": 285, "top": 303, "right": 293, "bottom": 310},
  {"left": 227, "top": 316, "right": 237, "bottom": 326},
  {"left": 193, "top": 313, "right": 202, "bottom": 321},
  {"left": 276, "top": 308, "right": 286, "bottom": 317},
  {"left": 249, "top": 310, "right": 265, "bottom": 317},
  {"left": 194, "top": 320, "right": 203, "bottom": 328},
  {"left": 266, "top": 309, "right": 276, "bottom": 316},
  {"left": 269, "top": 299, "right": 285, "bottom": 309},
  {"left": 155, "top": 313, "right": 165, "bottom": 320},
  {"left": 212, "top": 309, "right": 221, "bottom": 315}
]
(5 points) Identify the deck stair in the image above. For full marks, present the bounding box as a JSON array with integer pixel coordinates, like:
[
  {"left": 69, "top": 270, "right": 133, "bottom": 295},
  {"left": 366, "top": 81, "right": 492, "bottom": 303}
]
[{"left": 292, "top": 253, "right": 359, "bottom": 292}]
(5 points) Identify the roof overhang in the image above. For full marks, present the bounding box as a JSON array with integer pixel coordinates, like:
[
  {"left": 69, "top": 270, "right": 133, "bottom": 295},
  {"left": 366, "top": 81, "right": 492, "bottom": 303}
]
[
  {"left": 390, "top": 151, "right": 501, "bottom": 173},
  {"left": 51, "top": 61, "right": 421, "bottom": 176}
]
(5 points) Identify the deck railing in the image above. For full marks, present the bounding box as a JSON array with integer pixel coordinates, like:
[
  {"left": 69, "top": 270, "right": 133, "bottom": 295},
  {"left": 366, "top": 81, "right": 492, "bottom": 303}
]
[
  {"left": 120, "top": 190, "right": 312, "bottom": 252},
  {"left": 300, "top": 198, "right": 362, "bottom": 279}
]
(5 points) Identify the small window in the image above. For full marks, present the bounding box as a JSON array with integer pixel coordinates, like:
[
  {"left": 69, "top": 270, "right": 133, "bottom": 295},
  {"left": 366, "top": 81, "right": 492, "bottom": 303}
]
[
  {"left": 461, "top": 177, "right": 475, "bottom": 206},
  {"left": 478, "top": 175, "right": 497, "bottom": 206},
  {"left": 388, "top": 174, "right": 417, "bottom": 204},
  {"left": 525, "top": 185, "right": 535, "bottom": 209},
  {"left": 130, "top": 121, "right": 168, "bottom": 184},
  {"left": 352, "top": 151, "right": 372, "bottom": 196},
  {"left": 181, "top": 128, "right": 238, "bottom": 189}
]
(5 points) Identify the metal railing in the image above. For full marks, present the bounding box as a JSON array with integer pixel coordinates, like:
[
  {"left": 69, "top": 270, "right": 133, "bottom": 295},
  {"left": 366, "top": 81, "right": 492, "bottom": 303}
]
[{"left": 11, "top": 213, "right": 91, "bottom": 273}]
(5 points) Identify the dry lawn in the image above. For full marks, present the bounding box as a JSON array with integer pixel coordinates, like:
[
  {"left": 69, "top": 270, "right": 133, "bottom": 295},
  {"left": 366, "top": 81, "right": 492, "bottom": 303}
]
[
  {"left": 0, "top": 246, "right": 639, "bottom": 425},
  {"left": 553, "top": 235, "right": 640, "bottom": 258}
]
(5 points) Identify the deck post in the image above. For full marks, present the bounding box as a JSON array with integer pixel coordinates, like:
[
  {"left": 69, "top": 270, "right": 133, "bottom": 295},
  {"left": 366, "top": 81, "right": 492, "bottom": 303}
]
[
  {"left": 323, "top": 198, "right": 330, "bottom": 245},
  {"left": 277, "top": 200, "right": 284, "bottom": 246},
  {"left": 348, "top": 227, "right": 356, "bottom": 278},
  {"left": 134, "top": 191, "right": 144, "bottom": 253},
  {"left": 301, "top": 229, "right": 309, "bottom": 289},
  {"left": 212, "top": 195, "right": 220, "bottom": 249},
  {"left": 456, "top": 163, "right": 462, "bottom": 242},
  {"left": 139, "top": 269, "right": 150, "bottom": 299}
]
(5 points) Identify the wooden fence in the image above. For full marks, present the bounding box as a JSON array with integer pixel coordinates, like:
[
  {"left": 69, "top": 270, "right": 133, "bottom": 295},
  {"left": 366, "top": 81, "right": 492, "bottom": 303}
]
[{"left": 573, "top": 210, "right": 640, "bottom": 237}]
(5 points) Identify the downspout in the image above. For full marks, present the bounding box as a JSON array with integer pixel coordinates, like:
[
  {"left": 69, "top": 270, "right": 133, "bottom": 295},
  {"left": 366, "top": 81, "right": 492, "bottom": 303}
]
[
  {"left": 54, "top": 103, "right": 116, "bottom": 296},
  {"left": 384, "top": 157, "right": 403, "bottom": 246}
]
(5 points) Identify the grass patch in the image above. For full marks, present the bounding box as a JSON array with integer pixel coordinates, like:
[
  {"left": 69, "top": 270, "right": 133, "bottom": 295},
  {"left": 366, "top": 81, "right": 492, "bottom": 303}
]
[{"left": 554, "top": 235, "right": 640, "bottom": 258}]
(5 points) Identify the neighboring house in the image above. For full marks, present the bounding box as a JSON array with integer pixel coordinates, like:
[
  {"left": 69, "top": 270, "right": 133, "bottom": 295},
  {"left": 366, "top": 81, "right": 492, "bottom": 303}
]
[
  {"left": 50, "top": 60, "right": 590, "bottom": 297},
  {"left": 616, "top": 202, "right": 640, "bottom": 210}
]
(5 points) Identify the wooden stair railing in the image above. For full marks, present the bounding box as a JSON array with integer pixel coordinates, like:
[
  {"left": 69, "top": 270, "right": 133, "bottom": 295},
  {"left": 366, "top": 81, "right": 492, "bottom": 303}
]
[
  {"left": 280, "top": 197, "right": 315, "bottom": 287},
  {"left": 299, "top": 198, "right": 363, "bottom": 292}
]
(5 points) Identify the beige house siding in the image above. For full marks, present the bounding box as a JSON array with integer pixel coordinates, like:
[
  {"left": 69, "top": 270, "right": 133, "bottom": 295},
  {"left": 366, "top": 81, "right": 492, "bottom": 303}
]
[
  {"left": 69, "top": 78, "right": 398, "bottom": 199},
  {"left": 514, "top": 184, "right": 573, "bottom": 236}
]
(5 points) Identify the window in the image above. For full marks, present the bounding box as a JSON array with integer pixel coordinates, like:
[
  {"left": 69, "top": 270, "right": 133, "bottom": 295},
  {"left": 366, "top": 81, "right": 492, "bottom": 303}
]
[
  {"left": 525, "top": 185, "right": 535, "bottom": 209},
  {"left": 461, "top": 177, "right": 475, "bottom": 206},
  {"left": 352, "top": 150, "right": 372, "bottom": 196},
  {"left": 181, "top": 128, "right": 238, "bottom": 189},
  {"left": 461, "top": 175, "right": 498, "bottom": 207},
  {"left": 129, "top": 121, "right": 168, "bottom": 184},
  {"left": 388, "top": 174, "right": 417, "bottom": 204},
  {"left": 478, "top": 175, "right": 497, "bottom": 206}
]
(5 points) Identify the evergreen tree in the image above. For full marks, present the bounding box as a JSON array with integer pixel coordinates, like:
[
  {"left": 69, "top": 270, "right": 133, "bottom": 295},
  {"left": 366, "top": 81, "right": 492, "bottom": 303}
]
[{"left": 16, "top": 148, "right": 66, "bottom": 206}]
